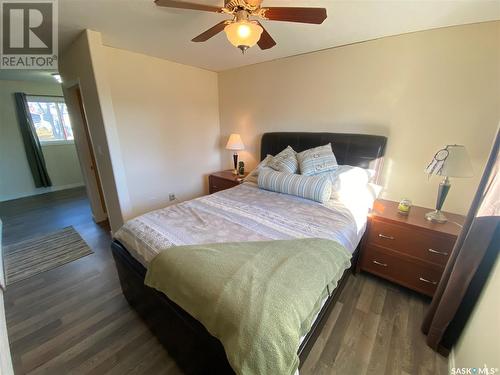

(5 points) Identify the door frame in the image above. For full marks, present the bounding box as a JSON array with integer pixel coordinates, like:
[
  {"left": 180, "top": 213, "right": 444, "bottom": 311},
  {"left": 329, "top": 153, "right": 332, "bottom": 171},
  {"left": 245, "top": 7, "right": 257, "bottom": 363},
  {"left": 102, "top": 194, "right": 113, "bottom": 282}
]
[{"left": 64, "top": 83, "right": 108, "bottom": 223}]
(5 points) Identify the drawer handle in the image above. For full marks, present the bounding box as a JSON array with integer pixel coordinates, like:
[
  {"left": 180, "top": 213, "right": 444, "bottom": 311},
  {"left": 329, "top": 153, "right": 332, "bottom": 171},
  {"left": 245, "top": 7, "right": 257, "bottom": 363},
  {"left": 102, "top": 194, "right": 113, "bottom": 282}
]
[
  {"left": 428, "top": 248, "right": 449, "bottom": 256},
  {"left": 378, "top": 234, "right": 395, "bottom": 240},
  {"left": 372, "top": 260, "right": 388, "bottom": 267},
  {"left": 419, "top": 277, "right": 438, "bottom": 285}
]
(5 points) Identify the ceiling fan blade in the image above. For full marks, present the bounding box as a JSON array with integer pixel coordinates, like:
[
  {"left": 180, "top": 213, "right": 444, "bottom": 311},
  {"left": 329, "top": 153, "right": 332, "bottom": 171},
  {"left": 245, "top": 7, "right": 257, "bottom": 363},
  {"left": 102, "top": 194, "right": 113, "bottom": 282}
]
[
  {"left": 154, "top": 0, "right": 222, "bottom": 13},
  {"left": 262, "top": 7, "right": 327, "bottom": 24},
  {"left": 256, "top": 22, "right": 276, "bottom": 50},
  {"left": 192, "top": 21, "right": 228, "bottom": 42}
]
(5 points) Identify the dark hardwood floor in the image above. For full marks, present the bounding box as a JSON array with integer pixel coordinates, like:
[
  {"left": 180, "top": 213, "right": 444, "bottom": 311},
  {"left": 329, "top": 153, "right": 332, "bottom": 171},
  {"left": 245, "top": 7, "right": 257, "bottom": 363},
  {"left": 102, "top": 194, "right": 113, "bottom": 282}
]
[
  {"left": 1, "top": 188, "right": 447, "bottom": 375},
  {"left": 1, "top": 188, "right": 182, "bottom": 375}
]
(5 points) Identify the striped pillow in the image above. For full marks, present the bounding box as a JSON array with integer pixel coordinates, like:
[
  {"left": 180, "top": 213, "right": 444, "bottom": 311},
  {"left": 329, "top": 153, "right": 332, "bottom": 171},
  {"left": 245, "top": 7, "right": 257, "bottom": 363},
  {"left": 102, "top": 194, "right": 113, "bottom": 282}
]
[
  {"left": 268, "top": 146, "right": 299, "bottom": 174},
  {"left": 258, "top": 169, "right": 332, "bottom": 203},
  {"left": 297, "top": 143, "right": 338, "bottom": 176}
]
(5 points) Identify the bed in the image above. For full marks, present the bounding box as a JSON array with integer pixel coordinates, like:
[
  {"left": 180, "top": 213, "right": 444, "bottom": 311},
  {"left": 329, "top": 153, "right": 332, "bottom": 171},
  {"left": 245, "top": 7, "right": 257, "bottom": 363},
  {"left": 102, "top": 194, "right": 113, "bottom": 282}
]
[{"left": 111, "top": 132, "right": 387, "bottom": 374}]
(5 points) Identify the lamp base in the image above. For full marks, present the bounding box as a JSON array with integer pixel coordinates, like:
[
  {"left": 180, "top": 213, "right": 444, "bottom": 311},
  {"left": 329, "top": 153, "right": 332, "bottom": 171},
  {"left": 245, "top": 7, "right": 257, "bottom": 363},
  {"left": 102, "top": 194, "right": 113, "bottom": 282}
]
[
  {"left": 232, "top": 153, "right": 238, "bottom": 175},
  {"left": 425, "top": 210, "right": 448, "bottom": 223}
]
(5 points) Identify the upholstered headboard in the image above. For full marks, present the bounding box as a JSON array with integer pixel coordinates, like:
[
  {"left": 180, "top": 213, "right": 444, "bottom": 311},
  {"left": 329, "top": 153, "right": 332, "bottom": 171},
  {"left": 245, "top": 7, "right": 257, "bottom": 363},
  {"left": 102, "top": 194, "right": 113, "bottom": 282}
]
[{"left": 260, "top": 132, "right": 387, "bottom": 182}]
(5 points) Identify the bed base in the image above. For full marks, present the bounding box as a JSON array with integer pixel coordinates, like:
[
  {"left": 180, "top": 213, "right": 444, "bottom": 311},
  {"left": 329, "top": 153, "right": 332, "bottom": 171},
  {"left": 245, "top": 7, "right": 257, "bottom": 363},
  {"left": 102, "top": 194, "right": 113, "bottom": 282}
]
[{"left": 111, "top": 240, "right": 358, "bottom": 374}]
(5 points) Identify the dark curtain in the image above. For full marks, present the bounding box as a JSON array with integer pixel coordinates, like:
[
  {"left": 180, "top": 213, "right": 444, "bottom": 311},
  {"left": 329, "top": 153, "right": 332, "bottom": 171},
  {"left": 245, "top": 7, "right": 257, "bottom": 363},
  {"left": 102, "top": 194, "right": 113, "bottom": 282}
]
[
  {"left": 14, "top": 93, "right": 52, "bottom": 188},
  {"left": 421, "top": 129, "right": 500, "bottom": 354}
]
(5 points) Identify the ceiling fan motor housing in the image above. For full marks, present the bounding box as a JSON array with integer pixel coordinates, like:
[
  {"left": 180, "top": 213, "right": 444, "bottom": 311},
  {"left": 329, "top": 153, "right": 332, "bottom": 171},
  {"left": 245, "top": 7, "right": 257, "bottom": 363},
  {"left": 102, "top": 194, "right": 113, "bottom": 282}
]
[{"left": 225, "top": 0, "right": 261, "bottom": 13}]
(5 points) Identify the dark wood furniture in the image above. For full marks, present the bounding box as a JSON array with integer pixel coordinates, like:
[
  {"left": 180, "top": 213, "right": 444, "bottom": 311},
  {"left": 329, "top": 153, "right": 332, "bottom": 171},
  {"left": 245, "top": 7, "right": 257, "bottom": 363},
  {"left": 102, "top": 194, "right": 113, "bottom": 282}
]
[
  {"left": 111, "top": 132, "right": 388, "bottom": 374},
  {"left": 209, "top": 170, "right": 246, "bottom": 194},
  {"left": 358, "top": 199, "right": 465, "bottom": 297}
]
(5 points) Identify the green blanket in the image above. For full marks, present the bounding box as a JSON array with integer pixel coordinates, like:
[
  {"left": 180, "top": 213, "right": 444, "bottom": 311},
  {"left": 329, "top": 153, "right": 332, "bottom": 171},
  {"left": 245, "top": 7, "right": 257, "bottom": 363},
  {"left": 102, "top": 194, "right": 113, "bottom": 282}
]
[{"left": 144, "top": 238, "right": 351, "bottom": 375}]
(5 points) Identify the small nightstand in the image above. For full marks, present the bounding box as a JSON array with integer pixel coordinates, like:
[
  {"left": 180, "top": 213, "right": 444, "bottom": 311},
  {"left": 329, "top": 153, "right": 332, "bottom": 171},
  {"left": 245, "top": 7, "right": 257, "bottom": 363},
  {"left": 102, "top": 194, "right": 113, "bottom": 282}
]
[
  {"left": 357, "top": 199, "right": 465, "bottom": 297},
  {"left": 209, "top": 170, "right": 247, "bottom": 194}
]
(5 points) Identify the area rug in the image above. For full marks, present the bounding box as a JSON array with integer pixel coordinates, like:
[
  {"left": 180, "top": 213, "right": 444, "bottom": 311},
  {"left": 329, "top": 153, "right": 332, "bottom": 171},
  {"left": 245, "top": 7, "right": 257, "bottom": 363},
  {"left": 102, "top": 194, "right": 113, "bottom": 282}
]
[{"left": 4, "top": 226, "right": 93, "bottom": 285}]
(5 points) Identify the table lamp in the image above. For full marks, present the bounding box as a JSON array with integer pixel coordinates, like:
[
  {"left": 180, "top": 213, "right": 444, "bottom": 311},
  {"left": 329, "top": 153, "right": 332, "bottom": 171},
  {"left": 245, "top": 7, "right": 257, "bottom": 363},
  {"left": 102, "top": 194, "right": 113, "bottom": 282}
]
[
  {"left": 226, "top": 134, "right": 245, "bottom": 175},
  {"left": 425, "top": 144, "right": 473, "bottom": 223}
]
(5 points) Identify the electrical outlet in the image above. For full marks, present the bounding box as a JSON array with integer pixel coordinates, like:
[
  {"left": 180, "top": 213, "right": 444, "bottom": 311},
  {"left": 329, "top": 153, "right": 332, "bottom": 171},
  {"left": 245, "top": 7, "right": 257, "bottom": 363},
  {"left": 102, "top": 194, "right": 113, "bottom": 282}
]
[{"left": 169, "top": 193, "right": 176, "bottom": 201}]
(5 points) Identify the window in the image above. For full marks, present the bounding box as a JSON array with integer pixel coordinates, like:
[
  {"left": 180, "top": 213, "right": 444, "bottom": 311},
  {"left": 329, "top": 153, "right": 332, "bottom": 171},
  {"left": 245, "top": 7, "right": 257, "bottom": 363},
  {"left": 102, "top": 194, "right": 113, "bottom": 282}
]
[{"left": 27, "top": 96, "right": 74, "bottom": 143}]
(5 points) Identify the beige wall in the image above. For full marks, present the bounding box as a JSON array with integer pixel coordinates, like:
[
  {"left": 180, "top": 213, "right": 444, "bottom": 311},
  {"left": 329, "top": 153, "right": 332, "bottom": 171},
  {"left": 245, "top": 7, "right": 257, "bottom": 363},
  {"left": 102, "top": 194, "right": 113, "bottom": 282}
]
[
  {"left": 453, "top": 256, "right": 500, "bottom": 371},
  {"left": 60, "top": 22, "right": 499, "bottom": 227},
  {"left": 103, "top": 46, "right": 221, "bottom": 218},
  {"left": 61, "top": 30, "right": 221, "bottom": 227},
  {"left": 0, "top": 79, "right": 84, "bottom": 202},
  {"left": 60, "top": 30, "right": 130, "bottom": 232},
  {"left": 104, "top": 47, "right": 220, "bottom": 217},
  {"left": 42, "top": 143, "right": 84, "bottom": 187},
  {"left": 219, "top": 21, "right": 500, "bottom": 215}
]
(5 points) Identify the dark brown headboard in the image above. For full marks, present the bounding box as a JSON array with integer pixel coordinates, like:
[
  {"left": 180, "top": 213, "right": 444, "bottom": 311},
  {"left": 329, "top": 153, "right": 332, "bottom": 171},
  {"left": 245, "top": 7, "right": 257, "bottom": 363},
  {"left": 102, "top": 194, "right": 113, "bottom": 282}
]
[{"left": 260, "top": 132, "right": 388, "bottom": 182}]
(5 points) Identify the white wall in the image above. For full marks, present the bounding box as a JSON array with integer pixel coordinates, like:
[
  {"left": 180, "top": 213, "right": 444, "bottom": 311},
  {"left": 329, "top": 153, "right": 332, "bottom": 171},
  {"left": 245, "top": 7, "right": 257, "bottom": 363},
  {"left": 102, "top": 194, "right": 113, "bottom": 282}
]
[
  {"left": 0, "top": 79, "right": 84, "bottom": 201},
  {"left": 60, "top": 22, "right": 498, "bottom": 228},
  {"left": 104, "top": 46, "right": 221, "bottom": 218},
  {"left": 0, "top": 220, "right": 14, "bottom": 375},
  {"left": 61, "top": 30, "right": 221, "bottom": 227},
  {"left": 60, "top": 30, "right": 130, "bottom": 232},
  {"left": 0, "top": 290, "right": 13, "bottom": 375},
  {"left": 42, "top": 143, "right": 84, "bottom": 187},
  {"left": 218, "top": 21, "right": 500, "bottom": 215},
  {"left": 453, "top": 256, "right": 500, "bottom": 371}
]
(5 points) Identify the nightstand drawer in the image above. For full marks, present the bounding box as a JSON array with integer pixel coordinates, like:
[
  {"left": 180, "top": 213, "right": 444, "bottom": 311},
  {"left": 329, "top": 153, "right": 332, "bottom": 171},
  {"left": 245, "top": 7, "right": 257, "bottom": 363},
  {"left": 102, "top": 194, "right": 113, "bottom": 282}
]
[
  {"left": 209, "top": 175, "right": 238, "bottom": 194},
  {"left": 360, "top": 245, "right": 443, "bottom": 296},
  {"left": 367, "top": 219, "right": 454, "bottom": 266}
]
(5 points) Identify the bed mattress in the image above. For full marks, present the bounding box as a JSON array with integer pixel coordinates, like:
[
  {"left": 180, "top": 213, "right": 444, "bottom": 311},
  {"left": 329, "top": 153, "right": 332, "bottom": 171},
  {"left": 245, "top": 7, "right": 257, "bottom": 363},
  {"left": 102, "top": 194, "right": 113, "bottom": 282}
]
[{"left": 115, "top": 182, "right": 373, "bottom": 268}]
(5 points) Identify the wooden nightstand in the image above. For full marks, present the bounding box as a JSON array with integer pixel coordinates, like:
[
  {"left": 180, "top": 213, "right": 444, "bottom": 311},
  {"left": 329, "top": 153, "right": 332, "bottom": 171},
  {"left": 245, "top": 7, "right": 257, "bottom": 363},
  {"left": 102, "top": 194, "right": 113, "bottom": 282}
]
[
  {"left": 208, "top": 170, "right": 247, "bottom": 194},
  {"left": 357, "top": 199, "right": 465, "bottom": 297}
]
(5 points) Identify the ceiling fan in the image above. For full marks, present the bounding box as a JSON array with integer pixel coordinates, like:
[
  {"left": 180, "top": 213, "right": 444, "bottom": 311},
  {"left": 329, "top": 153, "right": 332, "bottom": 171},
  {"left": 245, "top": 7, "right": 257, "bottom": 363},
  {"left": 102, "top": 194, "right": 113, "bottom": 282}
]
[{"left": 154, "top": 0, "right": 327, "bottom": 53}]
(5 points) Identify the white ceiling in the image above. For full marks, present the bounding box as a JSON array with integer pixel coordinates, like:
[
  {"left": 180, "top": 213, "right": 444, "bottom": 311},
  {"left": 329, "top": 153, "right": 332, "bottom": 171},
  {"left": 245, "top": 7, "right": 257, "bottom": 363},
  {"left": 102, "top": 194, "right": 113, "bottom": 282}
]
[
  {"left": 57, "top": 0, "right": 500, "bottom": 72},
  {"left": 1, "top": 0, "right": 499, "bottom": 77}
]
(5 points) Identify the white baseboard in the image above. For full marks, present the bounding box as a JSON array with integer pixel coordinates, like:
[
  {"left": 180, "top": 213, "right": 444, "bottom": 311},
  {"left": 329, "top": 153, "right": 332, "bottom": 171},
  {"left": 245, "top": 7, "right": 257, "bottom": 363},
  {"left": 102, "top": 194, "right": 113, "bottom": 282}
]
[
  {"left": 449, "top": 348, "right": 456, "bottom": 374},
  {"left": 0, "top": 183, "right": 85, "bottom": 202}
]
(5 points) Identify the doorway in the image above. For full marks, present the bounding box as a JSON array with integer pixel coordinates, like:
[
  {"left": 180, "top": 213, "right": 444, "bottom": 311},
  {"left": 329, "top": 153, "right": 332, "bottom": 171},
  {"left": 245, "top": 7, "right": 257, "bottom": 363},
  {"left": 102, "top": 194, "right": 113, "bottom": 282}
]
[{"left": 64, "top": 84, "right": 108, "bottom": 223}]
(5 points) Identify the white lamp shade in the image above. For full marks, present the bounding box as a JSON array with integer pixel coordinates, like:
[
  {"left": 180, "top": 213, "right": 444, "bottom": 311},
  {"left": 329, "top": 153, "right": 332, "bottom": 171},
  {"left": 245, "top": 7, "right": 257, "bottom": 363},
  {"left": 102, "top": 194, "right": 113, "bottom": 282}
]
[
  {"left": 226, "top": 134, "right": 245, "bottom": 151},
  {"left": 428, "top": 145, "right": 473, "bottom": 178},
  {"left": 224, "top": 21, "right": 263, "bottom": 49},
  {"left": 440, "top": 145, "right": 473, "bottom": 177}
]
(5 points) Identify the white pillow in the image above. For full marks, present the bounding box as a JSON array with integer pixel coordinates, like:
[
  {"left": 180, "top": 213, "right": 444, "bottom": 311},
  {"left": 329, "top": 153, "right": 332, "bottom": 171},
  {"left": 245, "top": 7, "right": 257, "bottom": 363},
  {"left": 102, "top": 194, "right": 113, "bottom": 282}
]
[
  {"left": 327, "top": 166, "right": 381, "bottom": 210},
  {"left": 244, "top": 155, "right": 274, "bottom": 184},
  {"left": 327, "top": 165, "right": 375, "bottom": 193}
]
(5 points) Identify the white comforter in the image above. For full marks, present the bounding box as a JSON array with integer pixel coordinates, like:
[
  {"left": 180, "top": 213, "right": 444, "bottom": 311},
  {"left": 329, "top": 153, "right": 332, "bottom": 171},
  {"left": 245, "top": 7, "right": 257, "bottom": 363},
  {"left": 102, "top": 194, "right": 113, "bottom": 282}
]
[{"left": 115, "top": 183, "right": 373, "bottom": 267}]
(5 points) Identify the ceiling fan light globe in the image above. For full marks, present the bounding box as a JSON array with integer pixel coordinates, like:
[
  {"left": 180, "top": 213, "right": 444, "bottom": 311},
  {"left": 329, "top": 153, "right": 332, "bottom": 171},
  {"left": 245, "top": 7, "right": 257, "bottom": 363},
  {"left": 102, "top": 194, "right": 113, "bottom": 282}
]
[
  {"left": 224, "top": 20, "right": 263, "bottom": 50},
  {"left": 237, "top": 24, "right": 251, "bottom": 38}
]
